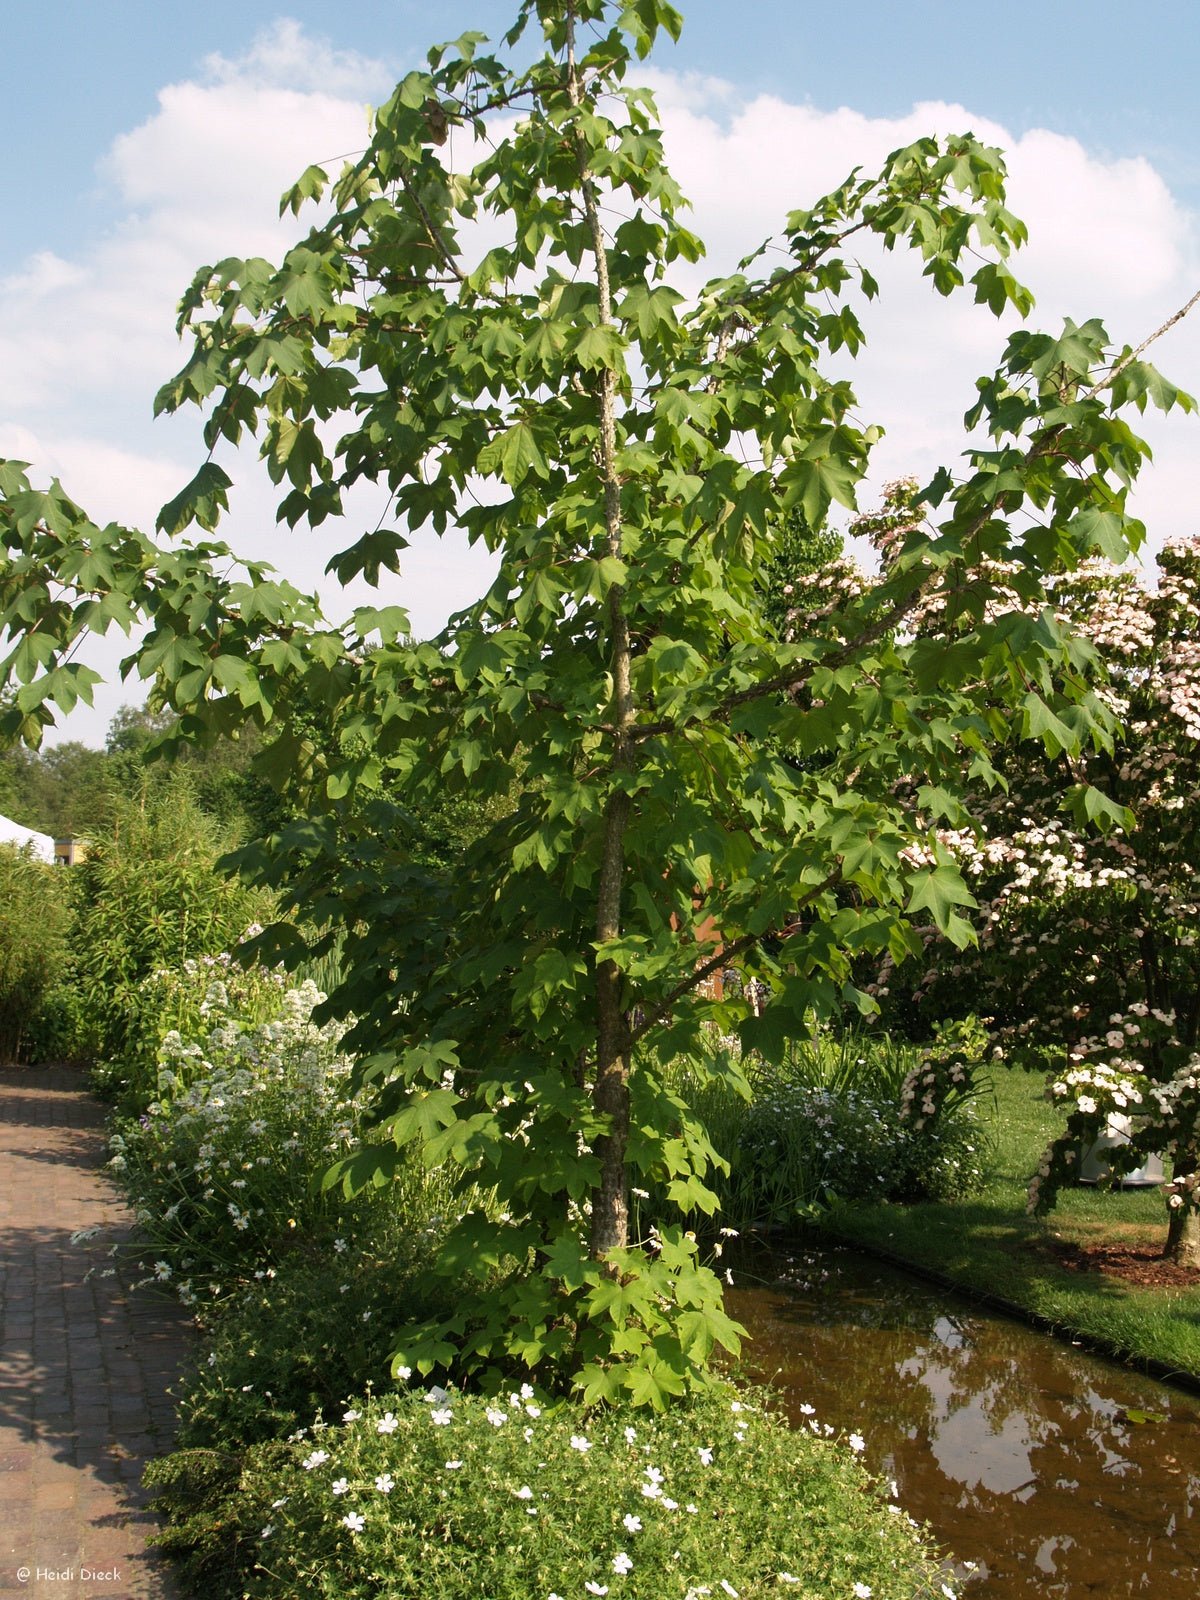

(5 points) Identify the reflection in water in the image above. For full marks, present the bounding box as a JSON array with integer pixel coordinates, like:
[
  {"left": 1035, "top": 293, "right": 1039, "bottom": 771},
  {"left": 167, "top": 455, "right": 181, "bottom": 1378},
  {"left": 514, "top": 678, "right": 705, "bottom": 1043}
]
[{"left": 727, "top": 1244, "right": 1200, "bottom": 1597}]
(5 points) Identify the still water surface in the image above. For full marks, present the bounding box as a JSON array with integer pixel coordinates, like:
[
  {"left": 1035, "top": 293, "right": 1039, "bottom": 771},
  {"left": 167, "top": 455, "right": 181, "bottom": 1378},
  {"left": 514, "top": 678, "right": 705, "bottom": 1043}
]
[{"left": 726, "top": 1243, "right": 1200, "bottom": 1596}]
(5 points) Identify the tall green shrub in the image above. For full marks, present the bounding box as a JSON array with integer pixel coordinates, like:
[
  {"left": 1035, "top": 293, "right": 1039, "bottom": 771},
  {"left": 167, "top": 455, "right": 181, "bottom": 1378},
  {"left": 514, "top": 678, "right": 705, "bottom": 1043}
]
[
  {"left": 71, "top": 772, "right": 269, "bottom": 1063},
  {"left": 0, "top": 845, "right": 72, "bottom": 1062}
]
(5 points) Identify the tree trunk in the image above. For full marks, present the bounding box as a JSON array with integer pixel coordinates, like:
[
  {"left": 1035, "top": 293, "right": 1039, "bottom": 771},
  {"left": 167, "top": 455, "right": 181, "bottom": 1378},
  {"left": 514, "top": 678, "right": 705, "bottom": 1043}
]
[
  {"left": 1164, "top": 1200, "right": 1200, "bottom": 1267},
  {"left": 591, "top": 818, "right": 632, "bottom": 1257},
  {"left": 565, "top": 5, "right": 634, "bottom": 1261}
]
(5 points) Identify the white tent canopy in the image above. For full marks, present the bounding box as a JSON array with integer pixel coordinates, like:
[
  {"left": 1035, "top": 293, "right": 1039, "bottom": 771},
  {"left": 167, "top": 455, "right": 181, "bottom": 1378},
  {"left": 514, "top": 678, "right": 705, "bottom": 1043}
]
[{"left": 0, "top": 813, "right": 55, "bottom": 864}]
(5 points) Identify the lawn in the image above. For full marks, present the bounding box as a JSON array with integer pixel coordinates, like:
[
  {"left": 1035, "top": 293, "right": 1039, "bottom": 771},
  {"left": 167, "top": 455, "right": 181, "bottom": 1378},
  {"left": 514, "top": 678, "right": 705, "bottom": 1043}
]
[{"left": 819, "top": 1061, "right": 1200, "bottom": 1384}]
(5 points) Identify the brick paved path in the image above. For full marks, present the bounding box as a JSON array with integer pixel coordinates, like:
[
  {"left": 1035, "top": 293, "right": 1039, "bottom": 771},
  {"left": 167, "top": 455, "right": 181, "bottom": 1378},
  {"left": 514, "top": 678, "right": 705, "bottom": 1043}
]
[{"left": 0, "top": 1066, "right": 192, "bottom": 1600}]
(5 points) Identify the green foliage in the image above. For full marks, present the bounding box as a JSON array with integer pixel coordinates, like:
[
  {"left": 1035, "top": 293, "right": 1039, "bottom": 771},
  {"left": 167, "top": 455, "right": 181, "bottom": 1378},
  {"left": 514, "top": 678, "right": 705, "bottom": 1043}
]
[
  {"left": 737, "top": 1028, "right": 989, "bottom": 1226},
  {"left": 1, "top": 0, "right": 1194, "bottom": 1399},
  {"left": 0, "top": 739, "right": 111, "bottom": 837},
  {"left": 759, "top": 508, "right": 843, "bottom": 639},
  {"left": 147, "top": 1385, "right": 950, "bottom": 1600},
  {"left": 0, "top": 845, "right": 73, "bottom": 1061},
  {"left": 169, "top": 1231, "right": 458, "bottom": 1453},
  {"left": 69, "top": 773, "right": 270, "bottom": 1065},
  {"left": 638, "top": 1025, "right": 989, "bottom": 1233},
  {"left": 102, "top": 951, "right": 290, "bottom": 1108}
]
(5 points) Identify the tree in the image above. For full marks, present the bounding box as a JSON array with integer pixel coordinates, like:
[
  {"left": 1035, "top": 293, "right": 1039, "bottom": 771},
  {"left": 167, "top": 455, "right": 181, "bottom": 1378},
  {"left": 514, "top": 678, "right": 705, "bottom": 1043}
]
[
  {"left": 68, "top": 770, "right": 270, "bottom": 1064},
  {"left": 872, "top": 535, "right": 1200, "bottom": 1262},
  {"left": 0, "top": 0, "right": 1194, "bottom": 1398},
  {"left": 0, "top": 739, "right": 111, "bottom": 837}
]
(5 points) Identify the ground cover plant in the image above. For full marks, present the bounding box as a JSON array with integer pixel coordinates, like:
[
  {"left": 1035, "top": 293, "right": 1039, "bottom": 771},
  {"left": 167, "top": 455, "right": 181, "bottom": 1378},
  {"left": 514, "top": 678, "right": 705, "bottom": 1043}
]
[
  {"left": 148, "top": 1386, "right": 955, "bottom": 1600},
  {"left": 819, "top": 1060, "right": 1200, "bottom": 1381},
  {"left": 2, "top": 0, "right": 1196, "bottom": 1431}
]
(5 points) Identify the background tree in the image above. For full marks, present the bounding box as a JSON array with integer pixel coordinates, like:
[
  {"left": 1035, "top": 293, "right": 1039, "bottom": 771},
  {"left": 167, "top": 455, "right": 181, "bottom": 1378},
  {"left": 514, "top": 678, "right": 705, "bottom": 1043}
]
[
  {"left": 0, "top": 0, "right": 1193, "bottom": 1399},
  {"left": 68, "top": 770, "right": 271, "bottom": 1065},
  {"left": 0, "top": 740, "right": 110, "bottom": 837},
  {"left": 868, "top": 535, "right": 1200, "bottom": 1261}
]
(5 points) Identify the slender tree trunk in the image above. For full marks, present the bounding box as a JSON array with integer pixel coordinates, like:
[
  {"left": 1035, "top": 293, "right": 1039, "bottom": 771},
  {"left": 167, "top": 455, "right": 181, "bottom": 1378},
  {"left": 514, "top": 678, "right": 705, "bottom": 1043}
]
[
  {"left": 1165, "top": 1199, "right": 1200, "bottom": 1267},
  {"left": 1165, "top": 1142, "right": 1200, "bottom": 1265},
  {"left": 565, "top": 7, "right": 634, "bottom": 1260}
]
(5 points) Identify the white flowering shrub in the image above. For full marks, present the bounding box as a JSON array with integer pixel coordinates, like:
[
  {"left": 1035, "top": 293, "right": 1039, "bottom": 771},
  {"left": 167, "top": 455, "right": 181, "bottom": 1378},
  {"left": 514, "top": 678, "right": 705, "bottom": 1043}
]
[
  {"left": 738, "top": 1083, "right": 911, "bottom": 1221},
  {"left": 855, "top": 536, "right": 1200, "bottom": 1258},
  {"left": 147, "top": 1385, "right": 957, "bottom": 1600},
  {"left": 868, "top": 537, "right": 1200, "bottom": 1076},
  {"left": 1027, "top": 1006, "right": 1200, "bottom": 1251},
  {"left": 111, "top": 976, "right": 362, "bottom": 1303},
  {"left": 90, "top": 941, "right": 290, "bottom": 1110}
]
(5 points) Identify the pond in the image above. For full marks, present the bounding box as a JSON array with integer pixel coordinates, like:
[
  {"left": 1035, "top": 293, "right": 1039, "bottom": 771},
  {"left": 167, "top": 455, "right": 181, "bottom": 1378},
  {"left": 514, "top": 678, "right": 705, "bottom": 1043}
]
[{"left": 725, "top": 1241, "right": 1200, "bottom": 1597}]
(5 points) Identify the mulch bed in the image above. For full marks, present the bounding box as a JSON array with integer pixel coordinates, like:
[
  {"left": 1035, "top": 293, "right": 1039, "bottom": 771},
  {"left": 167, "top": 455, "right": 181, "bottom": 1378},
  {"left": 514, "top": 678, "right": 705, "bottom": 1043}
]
[{"left": 1046, "top": 1237, "right": 1200, "bottom": 1290}]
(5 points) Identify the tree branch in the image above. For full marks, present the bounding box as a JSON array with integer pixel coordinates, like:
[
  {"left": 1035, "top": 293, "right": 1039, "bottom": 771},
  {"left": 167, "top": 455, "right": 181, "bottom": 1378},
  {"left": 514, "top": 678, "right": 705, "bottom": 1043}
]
[
  {"left": 1083, "top": 287, "right": 1200, "bottom": 403},
  {"left": 398, "top": 169, "right": 465, "bottom": 284},
  {"left": 629, "top": 864, "right": 844, "bottom": 1045}
]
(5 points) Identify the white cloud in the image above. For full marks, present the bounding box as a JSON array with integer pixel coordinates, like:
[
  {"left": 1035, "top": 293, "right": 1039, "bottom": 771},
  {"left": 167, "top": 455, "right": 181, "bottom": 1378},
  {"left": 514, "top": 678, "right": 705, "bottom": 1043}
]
[
  {"left": 0, "top": 251, "right": 87, "bottom": 300},
  {"left": 201, "top": 18, "right": 397, "bottom": 100},
  {"left": 1, "top": 23, "right": 390, "bottom": 421},
  {"left": 2, "top": 30, "right": 1196, "bottom": 746},
  {"left": 0, "top": 429, "right": 182, "bottom": 533},
  {"left": 644, "top": 76, "right": 1199, "bottom": 541}
]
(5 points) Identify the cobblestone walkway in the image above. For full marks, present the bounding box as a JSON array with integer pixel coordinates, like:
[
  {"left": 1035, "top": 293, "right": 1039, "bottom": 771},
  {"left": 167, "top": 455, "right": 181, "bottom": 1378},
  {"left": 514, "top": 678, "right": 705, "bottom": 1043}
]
[{"left": 0, "top": 1066, "right": 192, "bottom": 1600}]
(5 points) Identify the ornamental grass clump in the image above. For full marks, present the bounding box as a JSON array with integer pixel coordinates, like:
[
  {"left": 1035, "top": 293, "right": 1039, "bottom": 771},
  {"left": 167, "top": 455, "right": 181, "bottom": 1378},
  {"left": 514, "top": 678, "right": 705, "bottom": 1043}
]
[
  {"left": 730, "top": 1029, "right": 988, "bottom": 1229},
  {"left": 147, "top": 1384, "right": 957, "bottom": 1600}
]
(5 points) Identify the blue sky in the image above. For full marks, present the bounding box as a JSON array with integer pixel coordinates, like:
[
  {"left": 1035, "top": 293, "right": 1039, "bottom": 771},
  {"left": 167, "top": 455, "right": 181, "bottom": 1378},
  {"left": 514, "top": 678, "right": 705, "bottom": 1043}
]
[
  {"left": 2, "top": 2, "right": 1198, "bottom": 745},
  {"left": 6, "top": 0, "right": 1199, "bottom": 269}
]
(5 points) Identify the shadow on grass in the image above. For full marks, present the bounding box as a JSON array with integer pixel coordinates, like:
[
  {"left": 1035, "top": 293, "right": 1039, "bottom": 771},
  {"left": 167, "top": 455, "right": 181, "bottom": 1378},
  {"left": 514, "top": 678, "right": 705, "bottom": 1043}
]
[{"left": 824, "top": 1195, "right": 1154, "bottom": 1306}]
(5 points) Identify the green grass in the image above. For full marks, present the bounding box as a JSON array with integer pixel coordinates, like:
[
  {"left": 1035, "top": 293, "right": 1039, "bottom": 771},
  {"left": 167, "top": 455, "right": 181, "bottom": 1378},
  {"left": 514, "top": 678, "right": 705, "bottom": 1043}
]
[{"left": 819, "top": 1062, "right": 1200, "bottom": 1382}]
